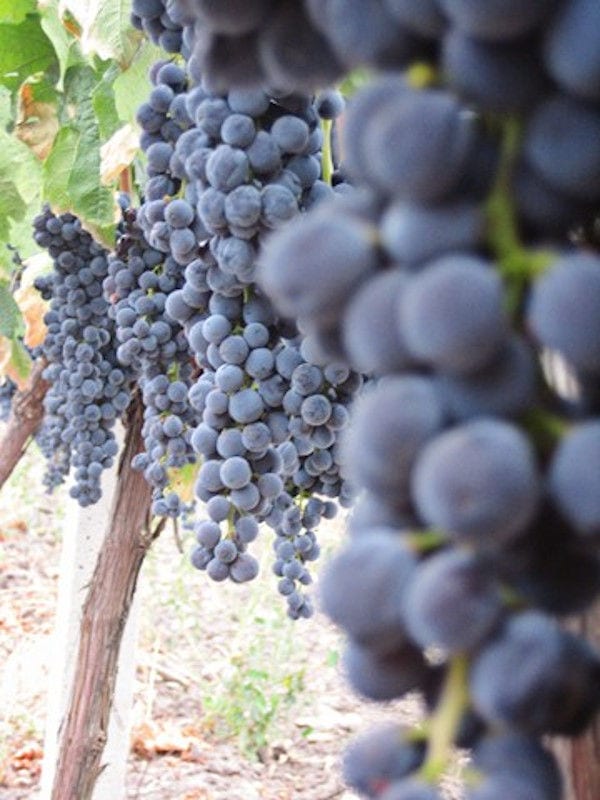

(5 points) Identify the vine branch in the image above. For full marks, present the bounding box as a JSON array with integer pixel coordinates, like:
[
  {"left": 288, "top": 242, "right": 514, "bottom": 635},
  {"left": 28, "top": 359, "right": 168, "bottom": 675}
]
[{"left": 0, "top": 358, "right": 49, "bottom": 491}]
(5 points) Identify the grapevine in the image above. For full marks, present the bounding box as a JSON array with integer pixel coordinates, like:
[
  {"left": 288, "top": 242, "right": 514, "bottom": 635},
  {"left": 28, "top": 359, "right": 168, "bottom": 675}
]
[{"left": 1, "top": 2, "right": 600, "bottom": 799}]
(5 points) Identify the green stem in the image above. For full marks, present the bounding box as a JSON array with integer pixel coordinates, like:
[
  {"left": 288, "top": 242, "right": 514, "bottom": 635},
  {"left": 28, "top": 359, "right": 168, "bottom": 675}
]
[
  {"left": 523, "top": 407, "right": 569, "bottom": 454},
  {"left": 486, "top": 117, "right": 522, "bottom": 264},
  {"left": 485, "top": 118, "right": 555, "bottom": 315},
  {"left": 421, "top": 655, "right": 470, "bottom": 782},
  {"left": 405, "top": 529, "right": 446, "bottom": 553},
  {"left": 405, "top": 62, "right": 439, "bottom": 90},
  {"left": 321, "top": 119, "right": 334, "bottom": 186},
  {"left": 226, "top": 504, "right": 237, "bottom": 537}
]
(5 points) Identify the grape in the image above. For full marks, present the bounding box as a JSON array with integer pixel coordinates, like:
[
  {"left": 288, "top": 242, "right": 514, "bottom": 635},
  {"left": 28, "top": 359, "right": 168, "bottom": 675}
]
[
  {"left": 197, "top": 0, "right": 270, "bottom": 33},
  {"left": 245, "top": 348, "right": 275, "bottom": 380},
  {"left": 468, "top": 734, "right": 562, "bottom": 800},
  {"left": 207, "top": 558, "right": 229, "bottom": 581},
  {"left": 381, "top": 0, "right": 446, "bottom": 38},
  {"left": 344, "top": 640, "right": 429, "bottom": 702},
  {"left": 202, "top": 314, "right": 232, "bottom": 344},
  {"left": 522, "top": 95, "right": 600, "bottom": 202},
  {"left": 235, "top": 516, "right": 259, "bottom": 543},
  {"left": 342, "top": 269, "right": 414, "bottom": 376},
  {"left": 300, "top": 394, "right": 331, "bottom": 426},
  {"left": 230, "top": 482, "right": 260, "bottom": 511},
  {"left": 308, "top": 0, "right": 420, "bottom": 72},
  {"left": 438, "top": 335, "right": 537, "bottom": 421},
  {"left": 195, "top": 520, "right": 221, "bottom": 548},
  {"left": 513, "top": 158, "right": 595, "bottom": 236},
  {"left": 214, "top": 364, "right": 245, "bottom": 393},
  {"left": 549, "top": 422, "right": 600, "bottom": 536},
  {"left": 223, "top": 185, "right": 262, "bottom": 227},
  {"left": 402, "top": 549, "right": 503, "bottom": 652},
  {"left": 260, "top": 184, "right": 298, "bottom": 229},
  {"left": 343, "top": 376, "right": 445, "bottom": 506},
  {"left": 220, "top": 456, "right": 252, "bottom": 489},
  {"left": 258, "top": 1, "right": 343, "bottom": 92},
  {"left": 470, "top": 612, "right": 600, "bottom": 735},
  {"left": 443, "top": 29, "right": 550, "bottom": 113},
  {"left": 544, "top": 0, "right": 600, "bottom": 102},
  {"left": 343, "top": 723, "right": 426, "bottom": 799},
  {"left": 438, "top": 0, "right": 553, "bottom": 40},
  {"left": 246, "top": 131, "right": 282, "bottom": 174},
  {"left": 214, "top": 538, "right": 238, "bottom": 563},
  {"left": 206, "top": 496, "right": 231, "bottom": 522},
  {"left": 230, "top": 552, "right": 260, "bottom": 582},
  {"left": 380, "top": 779, "right": 442, "bottom": 800},
  {"left": 398, "top": 254, "right": 508, "bottom": 374},
  {"left": 346, "top": 82, "right": 476, "bottom": 203},
  {"left": 216, "top": 428, "right": 245, "bottom": 458},
  {"left": 259, "top": 205, "right": 378, "bottom": 325},
  {"left": 291, "top": 363, "right": 322, "bottom": 396},
  {"left": 164, "top": 198, "right": 194, "bottom": 227},
  {"left": 411, "top": 419, "right": 540, "bottom": 546},
  {"left": 320, "top": 532, "right": 417, "bottom": 652},
  {"left": 221, "top": 113, "right": 256, "bottom": 147},
  {"left": 496, "top": 503, "right": 600, "bottom": 616},
  {"left": 314, "top": 89, "right": 345, "bottom": 120},
  {"left": 205, "top": 145, "right": 249, "bottom": 191},
  {"left": 270, "top": 115, "right": 310, "bottom": 154},
  {"left": 219, "top": 334, "right": 249, "bottom": 365},
  {"left": 527, "top": 253, "right": 600, "bottom": 374},
  {"left": 380, "top": 200, "right": 484, "bottom": 267}
]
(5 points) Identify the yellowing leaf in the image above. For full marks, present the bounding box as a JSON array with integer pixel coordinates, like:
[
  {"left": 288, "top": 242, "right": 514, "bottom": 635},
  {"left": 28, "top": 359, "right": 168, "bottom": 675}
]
[
  {"left": 100, "top": 123, "right": 139, "bottom": 185},
  {"left": 14, "top": 284, "right": 47, "bottom": 348},
  {"left": 167, "top": 462, "right": 198, "bottom": 504},
  {"left": 16, "top": 83, "right": 59, "bottom": 160}
]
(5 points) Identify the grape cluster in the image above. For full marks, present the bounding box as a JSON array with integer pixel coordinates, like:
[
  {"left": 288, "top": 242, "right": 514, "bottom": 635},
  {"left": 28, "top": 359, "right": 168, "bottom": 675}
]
[
  {"left": 170, "top": 0, "right": 442, "bottom": 93},
  {"left": 104, "top": 210, "right": 201, "bottom": 518},
  {"left": 129, "top": 52, "right": 358, "bottom": 612},
  {"left": 130, "top": 0, "right": 191, "bottom": 54},
  {"left": 256, "top": 5, "right": 600, "bottom": 798},
  {"left": 32, "top": 207, "right": 131, "bottom": 506}
]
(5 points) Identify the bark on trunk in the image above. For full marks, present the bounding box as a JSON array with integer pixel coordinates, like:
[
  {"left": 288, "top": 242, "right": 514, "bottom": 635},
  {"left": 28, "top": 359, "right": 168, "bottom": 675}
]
[
  {"left": 50, "top": 397, "right": 158, "bottom": 800},
  {"left": 0, "top": 359, "right": 49, "bottom": 490},
  {"left": 553, "top": 605, "right": 600, "bottom": 800}
]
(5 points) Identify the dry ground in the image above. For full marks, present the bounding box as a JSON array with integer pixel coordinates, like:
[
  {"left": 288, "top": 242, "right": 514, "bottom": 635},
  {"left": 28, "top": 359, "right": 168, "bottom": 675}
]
[{"left": 0, "top": 436, "right": 464, "bottom": 799}]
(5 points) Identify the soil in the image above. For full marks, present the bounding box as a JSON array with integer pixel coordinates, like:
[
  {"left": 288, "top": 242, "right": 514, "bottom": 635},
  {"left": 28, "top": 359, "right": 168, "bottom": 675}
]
[{"left": 0, "top": 437, "right": 465, "bottom": 800}]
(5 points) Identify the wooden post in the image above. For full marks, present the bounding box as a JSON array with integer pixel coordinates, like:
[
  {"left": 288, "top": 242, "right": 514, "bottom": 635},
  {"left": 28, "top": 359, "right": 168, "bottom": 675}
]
[
  {"left": 39, "top": 423, "right": 139, "bottom": 800},
  {"left": 553, "top": 605, "right": 600, "bottom": 800},
  {"left": 42, "top": 398, "right": 160, "bottom": 800}
]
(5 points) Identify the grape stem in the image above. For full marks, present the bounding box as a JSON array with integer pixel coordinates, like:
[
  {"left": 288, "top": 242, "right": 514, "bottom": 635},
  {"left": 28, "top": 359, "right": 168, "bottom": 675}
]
[
  {"left": 226, "top": 503, "right": 237, "bottom": 537},
  {"left": 420, "top": 654, "right": 470, "bottom": 782},
  {"left": 406, "top": 529, "right": 446, "bottom": 553},
  {"left": 485, "top": 117, "right": 554, "bottom": 313},
  {"left": 321, "top": 119, "right": 334, "bottom": 186}
]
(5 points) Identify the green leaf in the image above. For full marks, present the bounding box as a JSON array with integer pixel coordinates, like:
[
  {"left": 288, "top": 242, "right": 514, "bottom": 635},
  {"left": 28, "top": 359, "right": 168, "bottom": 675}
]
[
  {"left": 113, "top": 40, "right": 163, "bottom": 125},
  {"left": 0, "top": 0, "right": 36, "bottom": 25},
  {"left": 0, "top": 15, "right": 57, "bottom": 92},
  {"left": 43, "top": 65, "right": 116, "bottom": 238},
  {"left": 66, "top": 0, "right": 140, "bottom": 67},
  {"left": 0, "top": 127, "right": 42, "bottom": 257},
  {"left": 0, "top": 175, "right": 26, "bottom": 240},
  {"left": 39, "top": 0, "right": 84, "bottom": 89},
  {"left": 0, "top": 85, "right": 11, "bottom": 126},
  {"left": 10, "top": 337, "right": 31, "bottom": 380},
  {"left": 92, "top": 65, "right": 120, "bottom": 140},
  {"left": 0, "top": 280, "right": 20, "bottom": 337}
]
